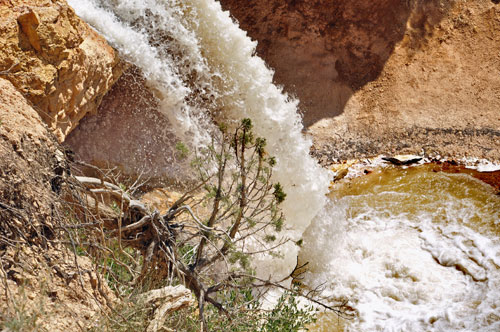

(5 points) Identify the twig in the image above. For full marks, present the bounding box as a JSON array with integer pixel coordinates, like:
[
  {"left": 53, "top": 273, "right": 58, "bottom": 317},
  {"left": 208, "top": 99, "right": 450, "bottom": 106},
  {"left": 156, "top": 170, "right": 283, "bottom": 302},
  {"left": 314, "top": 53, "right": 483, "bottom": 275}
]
[
  {"left": 232, "top": 273, "right": 355, "bottom": 318},
  {"left": 0, "top": 255, "right": 12, "bottom": 306},
  {"left": 0, "top": 61, "right": 19, "bottom": 76}
]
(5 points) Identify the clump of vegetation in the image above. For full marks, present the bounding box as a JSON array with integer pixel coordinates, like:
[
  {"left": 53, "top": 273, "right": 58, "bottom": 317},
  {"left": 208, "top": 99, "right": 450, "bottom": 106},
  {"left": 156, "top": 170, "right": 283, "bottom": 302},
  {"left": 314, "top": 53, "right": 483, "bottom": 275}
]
[
  {"left": 91, "top": 286, "right": 318, "bottom": 332},
  {"left": 0, "top": 287, "right": 48, "bottom": 332},
  {"left": 1, "top": 118, "right": 350, "bottom": 331}
]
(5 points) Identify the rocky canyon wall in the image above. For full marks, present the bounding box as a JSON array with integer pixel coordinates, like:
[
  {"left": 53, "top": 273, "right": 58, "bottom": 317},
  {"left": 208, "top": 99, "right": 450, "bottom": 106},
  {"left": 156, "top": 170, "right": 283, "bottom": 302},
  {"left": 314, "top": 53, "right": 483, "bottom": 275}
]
[
  {"left": 220, "top": 0, "right": 500, "bottom": 162},
  {"left": 18, "top": 0, "right": 498, "bottom": 184},
  {"left": 220, "top": 0, "right": 420, "bottom": 126},
  {"left": 0, "top": 2, "right": 124, "bottom": 328},
  {"left": 0, "top": 0, "right": 123, "bottom": 142},
  {"left": 0, "top": 0, "right": 187, "bottom": 184}
]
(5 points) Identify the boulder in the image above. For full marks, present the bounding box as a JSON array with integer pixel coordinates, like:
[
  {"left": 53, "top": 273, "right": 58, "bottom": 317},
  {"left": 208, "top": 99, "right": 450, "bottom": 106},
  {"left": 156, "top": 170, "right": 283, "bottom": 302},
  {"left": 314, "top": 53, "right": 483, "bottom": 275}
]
[{"left": 0, "top": 0, "right": 123, "bottom": 142}]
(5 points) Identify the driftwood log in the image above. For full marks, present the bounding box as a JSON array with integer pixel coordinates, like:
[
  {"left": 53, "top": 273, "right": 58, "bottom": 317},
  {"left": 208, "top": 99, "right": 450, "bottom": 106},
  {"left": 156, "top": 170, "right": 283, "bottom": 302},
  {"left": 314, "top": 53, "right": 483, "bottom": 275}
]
[
  {"left": 139, "top": 285, "right": 193, "bottom": 332},
  {"left": 71, "top": 175, "right": 196, "bottom": 330}
]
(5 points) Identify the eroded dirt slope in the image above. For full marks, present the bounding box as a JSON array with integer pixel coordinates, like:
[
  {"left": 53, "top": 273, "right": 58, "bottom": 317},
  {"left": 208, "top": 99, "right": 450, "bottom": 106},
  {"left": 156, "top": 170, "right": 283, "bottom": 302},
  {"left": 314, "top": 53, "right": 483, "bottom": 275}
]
[{"left": 0, "top": 77, "right": 111, "bottom": 331}]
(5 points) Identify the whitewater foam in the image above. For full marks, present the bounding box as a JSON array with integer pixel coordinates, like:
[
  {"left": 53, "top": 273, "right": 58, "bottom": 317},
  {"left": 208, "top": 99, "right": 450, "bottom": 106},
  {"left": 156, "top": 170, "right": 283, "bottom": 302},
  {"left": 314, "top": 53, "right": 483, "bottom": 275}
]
[
  {"left": 68, "top": 0, "right": 330, "bottom": 280},
  {"left": 301, "top": 170, "right": 500, "bottom": 332}
]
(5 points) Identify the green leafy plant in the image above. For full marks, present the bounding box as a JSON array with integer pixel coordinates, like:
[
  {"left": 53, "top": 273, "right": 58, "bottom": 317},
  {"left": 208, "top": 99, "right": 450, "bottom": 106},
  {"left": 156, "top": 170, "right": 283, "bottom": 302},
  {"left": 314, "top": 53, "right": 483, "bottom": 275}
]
[
  {"left": 175, "top": 141, "right": 189, "bottom": 159},
  {"left": 262, "top": 289, "right": 317, "bottom": 332},
  {"left": 163, "top": 288, "right": 317, "bottom": 332}
]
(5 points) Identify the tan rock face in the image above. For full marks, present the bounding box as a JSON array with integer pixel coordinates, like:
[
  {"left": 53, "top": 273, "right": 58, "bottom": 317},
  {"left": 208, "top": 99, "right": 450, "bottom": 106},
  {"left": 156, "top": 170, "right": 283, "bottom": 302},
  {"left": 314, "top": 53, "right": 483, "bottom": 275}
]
[
  {"left": 220, "top": 0, "right": 500, "bottom": 162},
  {"left": 0, "top": 0, "right": 123, "bottom": 142},
  {"left": 0, "top": 76, "right": 58, "bottom": 245},
  {"left": 220, "top": 0, "right": 422, "bottom": 126}
]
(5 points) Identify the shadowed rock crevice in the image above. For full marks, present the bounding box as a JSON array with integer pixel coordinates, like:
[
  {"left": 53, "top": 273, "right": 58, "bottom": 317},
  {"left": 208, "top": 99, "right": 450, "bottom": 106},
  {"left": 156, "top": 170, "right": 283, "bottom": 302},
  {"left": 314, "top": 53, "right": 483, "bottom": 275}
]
[{"left": 64, "top": 66, "right": 192, "bottom": 186}]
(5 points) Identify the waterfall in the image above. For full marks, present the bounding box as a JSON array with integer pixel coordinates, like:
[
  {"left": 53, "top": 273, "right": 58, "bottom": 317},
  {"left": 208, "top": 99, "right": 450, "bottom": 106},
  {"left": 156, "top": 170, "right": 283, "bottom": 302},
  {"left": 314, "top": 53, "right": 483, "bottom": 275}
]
[
  {"left": 67, "top": 0, "right": 330, "bottom": 280},
  {"left": 66, "top": 2, "right": 500, "bottom": 331}
]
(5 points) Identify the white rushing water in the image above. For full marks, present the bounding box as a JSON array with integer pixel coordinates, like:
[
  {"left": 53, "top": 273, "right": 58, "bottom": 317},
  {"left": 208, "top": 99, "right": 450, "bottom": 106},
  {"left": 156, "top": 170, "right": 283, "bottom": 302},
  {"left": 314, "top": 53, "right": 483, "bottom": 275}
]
[
  {"left": 301, "top": 169, "right": 500, "bottom": 331},
  {"left": 68, "top": 0, "right": 330, "bottom": 280},
  {"left": 68, "top": 2, "right": 500, "bottom": 330}
]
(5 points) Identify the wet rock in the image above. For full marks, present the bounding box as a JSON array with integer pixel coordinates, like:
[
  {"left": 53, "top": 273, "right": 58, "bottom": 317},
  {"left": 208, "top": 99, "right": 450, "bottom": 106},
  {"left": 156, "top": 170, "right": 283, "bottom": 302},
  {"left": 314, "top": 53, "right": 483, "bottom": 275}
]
[{"left": 382, "top": 156, "right": 423, "bottom": 166}]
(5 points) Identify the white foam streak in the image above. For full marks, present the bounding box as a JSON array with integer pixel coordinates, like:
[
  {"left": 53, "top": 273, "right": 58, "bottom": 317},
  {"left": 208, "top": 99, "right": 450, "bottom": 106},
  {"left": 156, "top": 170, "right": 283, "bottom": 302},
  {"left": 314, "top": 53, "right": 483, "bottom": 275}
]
[{"left": 182, "top": 0, "right": 330, "bottom": 235}]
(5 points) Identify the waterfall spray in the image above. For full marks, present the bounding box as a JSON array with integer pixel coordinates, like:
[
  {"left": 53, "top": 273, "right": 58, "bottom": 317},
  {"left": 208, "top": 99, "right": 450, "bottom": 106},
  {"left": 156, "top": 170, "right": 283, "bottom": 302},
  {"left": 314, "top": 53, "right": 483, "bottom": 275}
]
[{"left": 68, "top": 0, "right": 330, "bottom": 280}]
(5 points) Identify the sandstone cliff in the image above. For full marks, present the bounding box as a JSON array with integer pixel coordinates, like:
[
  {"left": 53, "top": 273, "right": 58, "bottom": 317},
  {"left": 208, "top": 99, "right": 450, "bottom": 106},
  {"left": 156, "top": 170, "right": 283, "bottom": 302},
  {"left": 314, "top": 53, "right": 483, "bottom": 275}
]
[
  {"left": 219, "top": 0, "right": 500, "bottom": 162},
  {"left": 0, "top": 0, "right": 123, "bottom": 141},
  {"left": 0, "top": 77, "right": 58, "bottom": 231},
  {"left": 0, "top": 1, "right": 124, "bottom": 328}
]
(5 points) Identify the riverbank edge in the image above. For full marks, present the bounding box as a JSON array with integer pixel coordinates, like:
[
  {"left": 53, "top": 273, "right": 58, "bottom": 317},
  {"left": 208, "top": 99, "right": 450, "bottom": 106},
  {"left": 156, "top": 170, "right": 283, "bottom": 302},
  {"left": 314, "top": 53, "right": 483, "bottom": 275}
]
[{"left": 328, "top": 154, "right": 500, "bottom": 193}]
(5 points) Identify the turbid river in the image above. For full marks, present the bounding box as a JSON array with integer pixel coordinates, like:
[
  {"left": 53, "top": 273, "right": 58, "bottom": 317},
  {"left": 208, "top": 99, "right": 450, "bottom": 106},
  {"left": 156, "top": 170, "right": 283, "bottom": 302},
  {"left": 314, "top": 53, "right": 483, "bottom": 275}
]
[{"left": 302, "top": 165, "right": 500, "bottom": 331}]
